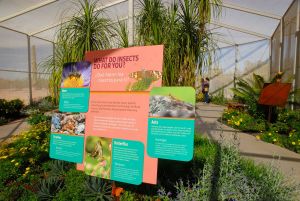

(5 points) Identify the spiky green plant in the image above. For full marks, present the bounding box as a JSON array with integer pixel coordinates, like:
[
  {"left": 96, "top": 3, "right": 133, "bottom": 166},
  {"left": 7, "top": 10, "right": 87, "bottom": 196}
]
[
  {"left": 136, "top": 0, "right": 220, "bottom": 87},
  {"left": 84, "top": 176, "right": 113, "bottom": 201},
  {"left": 113, "top": 19, "right": 129, "bottom": 48},
  {"left": 231, "top": 72, "right": 299, "bottom": 116},
  {"left": 40, "top": 0, "right": 112, "bottom": 104},
  {"left": 136, "top": 0, "right": 166, "bottom": 45},
  {"left": 47, "top": 160, "right": 73, "bottom": 179},
  {"left": 36, "top": 177, "right": 64, "bottom": 200},
  {"left": 231, "top": 73, "right": 268, "bottom": 117},
  {"left": 231, "top": 73, "right": 265, "bottom": 102}
]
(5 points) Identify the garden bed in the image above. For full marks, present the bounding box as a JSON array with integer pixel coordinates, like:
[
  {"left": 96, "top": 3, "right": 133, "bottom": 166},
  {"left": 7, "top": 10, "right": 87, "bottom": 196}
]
[
  {"left": 0, "top": 120, "right": 299, "bottom": 200},
  {"left": 222, "top": 108, "right": 300, "bottom": 154},
  {"left": 0, "top": 99, "right": 25, "bottom": 126}
]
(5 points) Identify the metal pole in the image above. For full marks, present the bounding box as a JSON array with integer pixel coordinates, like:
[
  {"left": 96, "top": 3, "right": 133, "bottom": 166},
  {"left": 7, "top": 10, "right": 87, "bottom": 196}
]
[
  {"left": 292, "top": 0, "right": 300, "bottom": 109},
  {"left": 269, "top": 38, "right": 272, "bottom": 80},
  {"left": 27, "top": 35, "right": 33, "bottom": 105},
  {"left": 128, "top": 0, "right": 134, "bottom": 46},
  {"left": 234, "top": 44, "right": 239, "bottom": 88},
  {"left": 279, "top": 19, "right": 284, "bottom": 72}
]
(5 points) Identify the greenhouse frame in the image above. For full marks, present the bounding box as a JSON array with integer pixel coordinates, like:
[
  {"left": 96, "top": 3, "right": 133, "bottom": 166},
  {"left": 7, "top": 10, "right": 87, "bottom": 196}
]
[{"left": 0, "top": 0, "right": 299, "bottom": 105}]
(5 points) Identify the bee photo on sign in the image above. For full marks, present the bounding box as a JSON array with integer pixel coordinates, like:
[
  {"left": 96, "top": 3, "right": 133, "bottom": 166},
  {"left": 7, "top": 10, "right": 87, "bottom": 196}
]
[
  {"left": 84, "top": 136, "right": 112, "bottom": 179},
  {"left": 61, "top": 61, "right": 91, "bottom": 88}
]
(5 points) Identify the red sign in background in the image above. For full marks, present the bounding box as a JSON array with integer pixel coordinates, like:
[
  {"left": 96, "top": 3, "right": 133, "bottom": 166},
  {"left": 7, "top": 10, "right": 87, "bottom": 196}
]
[{"left": 258, "top": 83, "right": 292, "bottom": 107}]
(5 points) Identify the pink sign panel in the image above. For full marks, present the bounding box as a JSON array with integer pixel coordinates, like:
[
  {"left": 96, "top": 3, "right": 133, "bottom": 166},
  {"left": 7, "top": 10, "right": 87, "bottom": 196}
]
[{"left": 77, "top": 45, "right": 164, "bottom": 184}]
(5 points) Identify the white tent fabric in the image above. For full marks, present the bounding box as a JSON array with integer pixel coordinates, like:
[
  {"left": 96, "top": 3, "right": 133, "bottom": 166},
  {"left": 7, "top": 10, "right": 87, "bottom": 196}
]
[
  {"left": 0, "top": 0, "right": 299, "bottom": 103},
  {"left": 0, "top": 0, "right": 295, "bottom": 44}
]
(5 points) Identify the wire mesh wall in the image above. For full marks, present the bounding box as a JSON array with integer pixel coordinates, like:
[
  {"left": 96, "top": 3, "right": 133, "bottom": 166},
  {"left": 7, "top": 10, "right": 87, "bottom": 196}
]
[
  {"left": 271, "top": 0, "right": 300, "bottom": 106},
  {"left": 0, "top": 27, "right": 52, "bottom": 104},
  {"left": 0, "top": 28, "right": 36, "bottom": 104},
  {"left": 203, "top": 39, "right": 270, "bottom": 98},
  {"left": 0, "top": 0, "right": 299, "bottom": 105}
]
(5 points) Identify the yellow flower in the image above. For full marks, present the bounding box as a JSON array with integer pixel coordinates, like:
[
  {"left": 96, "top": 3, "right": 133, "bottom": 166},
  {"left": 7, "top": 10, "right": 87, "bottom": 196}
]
[
  {"left": 15, "top": 162, "right": 19, "bottom": 166},
  {"left": 273, "top": 139, "right": 277, "bottom": 142},
  {"left": 292, "top": 142, "right": 296, "bottom": 145},
  {"left": 63, "top": 75, "right": 84, "bottom": 88},
  {"left": 26, "top": 167, "right": 30, "bottom": 171},
  {"left": 0, "top": 155, "right": 8, "bottom": 159},
  {"left": 256, "top": 135, "right": 261, "bottom": 140},
  {"left": 235, "top": 121, "right": 240, "bottom": 126},
  {"left": 11, "top": 159, "right": 15, "bottom": 163},
  {"left": 29, "top": 158, "right": 35, "bottom": 164},
  {"left": 268, "top": 133, "right": 272, "bottom": 136}
]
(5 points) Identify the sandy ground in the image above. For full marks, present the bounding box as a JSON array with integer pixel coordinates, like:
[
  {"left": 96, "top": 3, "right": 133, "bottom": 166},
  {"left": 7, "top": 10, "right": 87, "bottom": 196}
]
[{"left": 0, "top": 88, "right": 49, "bottom": 104}]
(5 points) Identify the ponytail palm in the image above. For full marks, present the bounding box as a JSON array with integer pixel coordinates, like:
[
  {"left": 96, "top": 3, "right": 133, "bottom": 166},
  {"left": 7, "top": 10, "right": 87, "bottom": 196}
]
[
  {"left": 41, "top": 0, "right": 112, "bottom": 104},
  {"left": 136, "top": 0, "right": 221, "bottom": 87}
]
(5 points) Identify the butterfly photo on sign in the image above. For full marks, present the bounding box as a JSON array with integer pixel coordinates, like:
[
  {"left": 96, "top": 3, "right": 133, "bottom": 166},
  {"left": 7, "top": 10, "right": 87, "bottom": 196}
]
[
  {"left": 126, "top": 69, "right": 162, "bottom": 91},
  {"left": 84, "top": 136, "right": 112, "bottom": 179}
]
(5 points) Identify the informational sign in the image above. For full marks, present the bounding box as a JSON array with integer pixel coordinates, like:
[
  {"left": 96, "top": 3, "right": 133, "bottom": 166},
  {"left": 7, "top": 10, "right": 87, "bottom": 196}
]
[
  {"left": 59, "top": 62, "right": 91, "bottom": 112},
  {"left": 147, "top": 87, "right": 195, "bottom": 161},
  {"left": 77, "top": 45, "right": 164, "bottom": 185},
  {"left": 84, "top": 136, "right": 144, "bottom": 185},
  {"left": 50, "top": 61, "right": 91, "bottom": 163},
  {"left": 49, "top": 46, "right": 196, "bottom": 186},
  {"left": 258, "top": 83, "right": 292, "bottom": 107}
]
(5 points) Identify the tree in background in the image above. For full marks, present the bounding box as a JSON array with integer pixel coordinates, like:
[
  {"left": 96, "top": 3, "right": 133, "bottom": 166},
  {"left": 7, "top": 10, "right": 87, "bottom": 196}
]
[
  {"left": 41, "top": 0, "right": 113, "bottom": 104},
  {"left": 41, "top": 0, "right": 222, "bottom": 103},
  {"left": 136, "top": 0, "right": 221, "bottom": 87}
]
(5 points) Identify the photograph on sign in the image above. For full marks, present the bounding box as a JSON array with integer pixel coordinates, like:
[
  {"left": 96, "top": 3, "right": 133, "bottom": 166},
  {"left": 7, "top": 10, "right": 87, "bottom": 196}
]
[
  {"left": 59, "top": 61, "right": 91, "bottom": 112},
  {"left": 51, "top": 113, "right": 85, "bottom": 135},
  {"left": 84, "top": 136, "right": 112, "bottom": 179},
  {"left": 76, "top": 45, "right": 164, "bottom": 185},
  {"left": 147, "top": 87, "right": 195, "bottom": 161},
  {"left": 61, "top": 61, "right": 92, "bottom": 88},
  {"left": 84, "top": 137, "right": 144, "bottom": 185}
]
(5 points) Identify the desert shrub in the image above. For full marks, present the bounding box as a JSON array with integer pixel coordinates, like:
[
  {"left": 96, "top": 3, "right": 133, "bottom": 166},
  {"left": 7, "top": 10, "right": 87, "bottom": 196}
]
[
  {"left": 0, "top": 99, "right": 24, "bottom": 121},
  {"left": 0, "top": 117, "right": 8, "bottom": 125},
  {"left": 211, "top": 90, "right": 228, "bottom": 106},
  {"left": 277, "top": 110, "right": 300, "bottom": 132},
  {"left": 256, "top": 110, "right": 300, "bottom": 153},
  {"left": 240, "top": 159, "right": 300, "bottom": 201},
  {"left": 259, "top": 130, "right": 284, "bottom": 147},
  {"left": 83, "top": 176, "right": 113, "bottom": 201},
  {"left": 36, "top": 177, "right": 64, "bottom": 200},
  {"left": 169, "top": 139, "right": 299, "bottom": 201},
  {"left": 285, "top": 129, "right": 300, "bottom": 153},
  {"left": 54, "top": 169, "right": 86, "bottom": 201},
  {"left": 196, "top": 92, "right": 204, "bottom": 102},
  {"left": 0, "top": 121, "right": 50, "bottom": 190},
  {"left": 222, "top": 109, "right": 266, "bottom": 132},
  {"left": 27, "top": 113, "right": 51, "bottom": 125},
  {"left": 36, "top": 96, "right": 57, "bottom": 112},
  {"left": 0, "top": 184, "right": 37, "bottom": 201}
]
